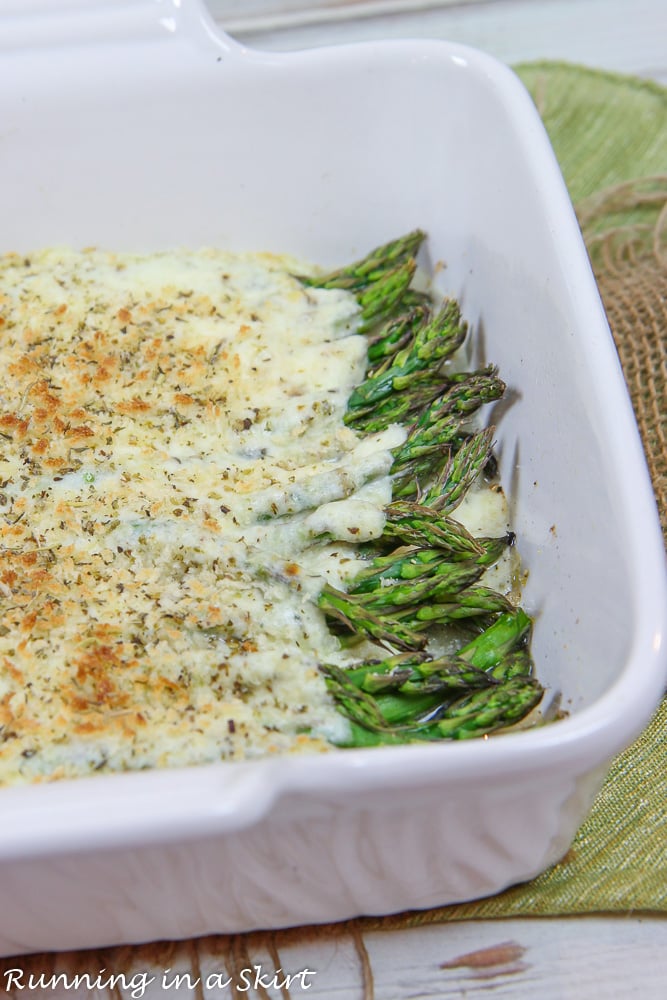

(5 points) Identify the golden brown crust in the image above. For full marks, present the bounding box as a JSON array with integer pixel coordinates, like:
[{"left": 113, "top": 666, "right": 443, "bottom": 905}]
[{"left": 0, "top": 246, "right": 367, "bottom": 783}]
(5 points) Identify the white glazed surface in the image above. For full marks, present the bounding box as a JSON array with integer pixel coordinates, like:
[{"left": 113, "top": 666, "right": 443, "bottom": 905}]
[{"left": 0, "top": 0, "right": 665, "bottom": 956}]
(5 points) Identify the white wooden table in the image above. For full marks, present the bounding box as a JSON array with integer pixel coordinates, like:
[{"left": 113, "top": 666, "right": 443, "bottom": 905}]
[
  {"left": 199, "top": 4, "right": 667, "bottom": 998},
  {"left": 233, "top": 917, "right": 667, "bottom": 998},
  {"left": 5, "top": 915, "right": 666, "bottom": 999},
  {"left": 209, "top": 0, "right": 667, "bottom": 85}
]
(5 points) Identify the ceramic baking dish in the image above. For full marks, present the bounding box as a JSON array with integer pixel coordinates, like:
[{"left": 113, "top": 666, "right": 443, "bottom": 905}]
[{"left": 0, "top": 0, "right": 665, "bottom": 957}]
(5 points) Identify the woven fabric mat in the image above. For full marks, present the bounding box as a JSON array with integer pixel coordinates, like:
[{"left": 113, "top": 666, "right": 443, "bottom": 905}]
[{"left": 1, "top": 64, "right": 666, "bottom": 987}]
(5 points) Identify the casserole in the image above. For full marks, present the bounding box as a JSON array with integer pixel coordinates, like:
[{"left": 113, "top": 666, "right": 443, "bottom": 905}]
[{"left": 0, "top": 0, "right": 665, "bottom": 956}]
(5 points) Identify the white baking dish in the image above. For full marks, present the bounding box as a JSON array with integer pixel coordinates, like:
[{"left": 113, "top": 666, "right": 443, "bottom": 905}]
[{"left": 0, "top": 0, "right": 665, "bottom": 957}]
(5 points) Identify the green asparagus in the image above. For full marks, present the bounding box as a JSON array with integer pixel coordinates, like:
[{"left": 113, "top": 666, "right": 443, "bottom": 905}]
[
  {"left": 295, "top": 231, "right": 544, "bottom": 746},
  {"left": 299, "top": 229, "right": 426, "bottom": 291}
]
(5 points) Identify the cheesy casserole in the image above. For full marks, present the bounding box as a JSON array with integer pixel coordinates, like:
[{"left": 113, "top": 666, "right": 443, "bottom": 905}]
[{"left": 0, "top": 247, "right": 416, "bottom": 783}]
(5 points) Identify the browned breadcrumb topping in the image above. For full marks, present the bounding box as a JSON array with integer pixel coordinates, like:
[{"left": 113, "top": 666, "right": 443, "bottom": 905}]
[{"left": 0, "top": 246, "right": 379, "bottom": 784}]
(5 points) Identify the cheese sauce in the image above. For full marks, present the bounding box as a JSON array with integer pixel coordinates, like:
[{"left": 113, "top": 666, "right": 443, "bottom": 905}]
[
  {"left": 0, "top": 247, "right": 509, "bottom": 784},
  {"left": 0, "top": 248, "right": 401, "bottom": 783}
]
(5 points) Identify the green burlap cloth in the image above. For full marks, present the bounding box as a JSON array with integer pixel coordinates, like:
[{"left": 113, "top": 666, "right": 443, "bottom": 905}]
[{"left": 1, "top": 63, "right": 665, "bottom": 989}]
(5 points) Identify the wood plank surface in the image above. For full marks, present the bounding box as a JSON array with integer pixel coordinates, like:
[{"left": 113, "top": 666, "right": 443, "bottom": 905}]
[
  {"left": 208, "top": 0, "right": 667, "bottom": 84},
  {"left": 5, "top": 916, "right": 663, "bottom": 998}
]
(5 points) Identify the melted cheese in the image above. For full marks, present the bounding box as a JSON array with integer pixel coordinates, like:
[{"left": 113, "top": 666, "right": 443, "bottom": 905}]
[
  {"left": 0, "top": 246, "right": 408, "bottom": 784},
  {"left": 0, "top": 246, "right": 513, "bottom": 785}
]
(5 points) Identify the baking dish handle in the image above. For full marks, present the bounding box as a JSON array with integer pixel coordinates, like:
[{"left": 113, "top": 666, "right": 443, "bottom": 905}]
[{"left": 0, "top": 0, "right": 242, "bottom": 57}]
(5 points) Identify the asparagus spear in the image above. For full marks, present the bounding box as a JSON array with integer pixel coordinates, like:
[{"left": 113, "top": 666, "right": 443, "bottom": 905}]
[
  {"left": 347, "top": 535, "right": 510, "bottom": 611},
  {"left": 325, "top": 673, "right": 543, "bottom": 746},
  {"left": 427, "top": 428, "right": 494, "bottom": 512},
  {"left": 346, "top": 371, "right": 448, "bottom": 434},
  {"left": 317, "top": 585, "right": 427, "bottom": 651},
  {"left": 350, "top": 559, "right": 488, "bottom": 612},
  {"left": 320, "top": 662, "right": 446, "bottom": 732},
  {"left": 349, "top": 546, "right": 450, "bottom": 592},
  {"left": 390, "top": 446, "right": 466, "bottom": 502},
  {"left": 340, "top": 650, "right": 430, "bottom": 691},
  {"left": 345, "top": 298, "right": 469, "bottom": 422},
  {"left": 319, "top": 663, "right": 395, "bottom": 732},
  {"left": 391, "top": 427, "right": 494, "bottom": 512},
  {"left": 488, "top": 648, "right": 535, "bottom": 681},
  {"left": 398, "top": 585, "right": 515, "bottom": 627},
  {"left": 434, "top": 677, "right": 544, "bottom": 738},
  {"left": 356, "top": 259, "right": 417, "bottom": 334},
  {"left": 299, "top": 229, "right": 427, "bottom": 290},
  {"left": 374, "top": 675, "right": 542, "bottom": 736},
  {"left": 382, "top": 502, "right": 485, "bottom": 557},
  {"left": 302, "top": 230, "right": 542, "bottom": 747},
  {"left": 345, "top": 652, "right": 496, "bottom": 696},
  {"left": 390, "top": 371, "right": 505, "bottom": 472},
  {"left": 455, "top": 608, "right": 533, "bottom": 668},
  {"left": 366, "top": 305, "right": 430, "bottom": 366}
]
